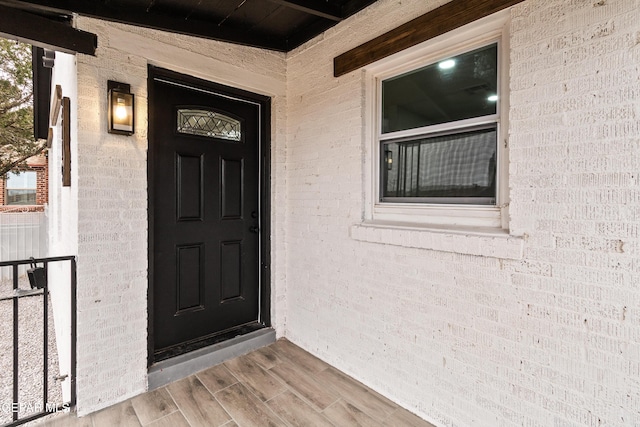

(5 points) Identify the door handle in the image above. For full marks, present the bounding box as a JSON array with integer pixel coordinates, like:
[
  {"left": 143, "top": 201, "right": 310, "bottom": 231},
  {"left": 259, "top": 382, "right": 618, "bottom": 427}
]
[{"left": 249, "top": 226, "right": 259, "bottom": 233}]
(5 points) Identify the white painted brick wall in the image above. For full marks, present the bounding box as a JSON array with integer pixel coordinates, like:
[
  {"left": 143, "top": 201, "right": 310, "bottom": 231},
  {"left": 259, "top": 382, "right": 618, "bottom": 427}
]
[
  {"left": 48, "top": 51, "right": 79, "bottom": 404},
  {"left": 284, "top": 0, "right": 640, "bottom": 426},
  {"left": 64, "top": 18, "right": 287, "bottom": 415},
  {"left": 51, "top": 0, "right": 640, "bottom": 423}
]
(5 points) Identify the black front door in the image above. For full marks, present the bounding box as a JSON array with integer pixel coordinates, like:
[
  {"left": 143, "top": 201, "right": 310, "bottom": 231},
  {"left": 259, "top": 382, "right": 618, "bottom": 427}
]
[{"left": 149, "top": 68, "right": 267, "bottom": 362}]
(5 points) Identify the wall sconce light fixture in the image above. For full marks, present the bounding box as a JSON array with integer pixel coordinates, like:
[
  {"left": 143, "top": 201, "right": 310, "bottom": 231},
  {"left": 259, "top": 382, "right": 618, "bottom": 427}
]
[{"left": 108, "top": 80, "right": 134, "bottom": 135}]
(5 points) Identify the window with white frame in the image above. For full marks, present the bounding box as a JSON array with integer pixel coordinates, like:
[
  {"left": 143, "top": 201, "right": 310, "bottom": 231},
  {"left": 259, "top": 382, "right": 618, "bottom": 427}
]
[
  {"left": 5, "top": 171, "right": 37, "bottom": 205},
  {"left": 367, "top": 13, "right": 509, "bottom": 229}
]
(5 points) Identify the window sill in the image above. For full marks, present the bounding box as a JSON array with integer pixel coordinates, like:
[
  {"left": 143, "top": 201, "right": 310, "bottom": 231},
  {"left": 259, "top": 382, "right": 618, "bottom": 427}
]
[
  {"left": 373, "top": 203, "right": 503, "bottom": 228},
  {"left": 350, "top": 221, "right": 524, "bottom": 260}
]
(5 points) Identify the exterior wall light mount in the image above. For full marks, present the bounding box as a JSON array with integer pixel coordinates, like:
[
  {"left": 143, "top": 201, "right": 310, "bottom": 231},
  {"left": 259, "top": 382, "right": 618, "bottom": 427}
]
[{"left": 108, "top": 80, "right": 134, "bottom": 135}]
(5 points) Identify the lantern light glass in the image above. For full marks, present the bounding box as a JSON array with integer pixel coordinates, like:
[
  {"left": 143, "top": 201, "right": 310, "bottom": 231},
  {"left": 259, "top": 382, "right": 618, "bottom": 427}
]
[{"left": 108, "top": 81, "right": 135, "bottom": 135}]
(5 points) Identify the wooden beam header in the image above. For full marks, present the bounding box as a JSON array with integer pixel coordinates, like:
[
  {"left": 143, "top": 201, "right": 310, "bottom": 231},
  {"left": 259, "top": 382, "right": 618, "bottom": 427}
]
[
  {"left": 334, "top": 0, "right": 524, "bottom": 77},
  {"left": 0, "top": 4, "right": 97, "bottom": 55}
]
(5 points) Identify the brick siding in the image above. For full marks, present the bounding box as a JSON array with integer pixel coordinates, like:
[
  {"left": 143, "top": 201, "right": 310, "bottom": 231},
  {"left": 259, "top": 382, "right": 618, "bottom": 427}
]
[
  {"left": 64, "top": 17, "right": 287, "bottom": 416},
  {"left": 54, "top": 0, "right": 640, "bottom": 424},
  {"left": 0, "top": 154, "right": 48, "bottom": 211},
  {"left": 284, "top": 0, "right": 640, "bottom": 426}
]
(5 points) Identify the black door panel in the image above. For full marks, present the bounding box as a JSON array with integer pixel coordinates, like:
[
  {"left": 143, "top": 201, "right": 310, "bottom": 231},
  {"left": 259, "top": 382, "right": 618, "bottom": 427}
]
[{"left": 150, "top": 74, "right": 260, "bottom": 358}]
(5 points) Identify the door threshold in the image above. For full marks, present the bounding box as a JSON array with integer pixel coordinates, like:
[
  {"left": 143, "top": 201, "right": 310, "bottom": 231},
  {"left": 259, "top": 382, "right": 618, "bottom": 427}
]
[
  {"left": 148, "top": 327, "right": 275, "bottom": 390},
  {"left": 154, "top": 322, "right": 267, "bottom": 362}
]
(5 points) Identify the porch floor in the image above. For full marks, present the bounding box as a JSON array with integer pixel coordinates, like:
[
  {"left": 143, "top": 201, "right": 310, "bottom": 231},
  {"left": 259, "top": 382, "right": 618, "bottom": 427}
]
[{"left": 39, "top": 338, "right": 434, "bottom": 427}]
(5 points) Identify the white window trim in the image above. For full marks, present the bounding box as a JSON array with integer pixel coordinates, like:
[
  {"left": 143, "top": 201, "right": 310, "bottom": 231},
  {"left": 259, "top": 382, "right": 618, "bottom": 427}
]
[
  {"left": 5, "top": 171, "right": 38, "bottom": 206},
  {"left": 362, "top": 10, "right": 511, "bottom": 232}
]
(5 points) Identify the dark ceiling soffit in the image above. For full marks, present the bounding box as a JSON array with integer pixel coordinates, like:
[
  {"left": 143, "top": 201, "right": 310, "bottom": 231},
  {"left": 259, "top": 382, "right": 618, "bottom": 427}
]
[
  {"left": 268, "top": 0, "right": 342, "bottom": 21},
  {"left": 333, "top": 0, "right": 525, "bottom": 77},
  {"left": 5, "top": 0, "right": 289, "bottom": 51},
  {"left": 5, "top": 0, "right": 381, "bottom": 52},
  {"left": 0, "top": 3, "right": 97, "bottom": 55},
  {"left": 254, "top": 0, "right": 380, "bottom": 49},
  {"left": 282, "top": 0, "right": 378, "bottom": 49},
  {"left": 341, "top": 0, "right": 377, "bottom": 17},
  {"left": 285, "top": 16, "right": 337, "bottom": 50}
]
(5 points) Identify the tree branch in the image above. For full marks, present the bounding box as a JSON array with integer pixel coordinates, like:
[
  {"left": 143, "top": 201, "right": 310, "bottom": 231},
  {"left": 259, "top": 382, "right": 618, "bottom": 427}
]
[{"left": 0, "top": 141, "right": 46, "bottom": 177}]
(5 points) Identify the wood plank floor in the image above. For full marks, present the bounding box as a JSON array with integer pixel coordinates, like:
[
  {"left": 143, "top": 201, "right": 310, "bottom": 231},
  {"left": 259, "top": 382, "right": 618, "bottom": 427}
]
[{"left": 38, "top": 339, "right": 435, "bottom": 427}]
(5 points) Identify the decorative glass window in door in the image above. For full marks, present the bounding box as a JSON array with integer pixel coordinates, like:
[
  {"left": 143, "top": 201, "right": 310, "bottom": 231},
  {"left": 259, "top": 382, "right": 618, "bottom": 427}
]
[{"left": 177, "top": 109, "right": 242, "bottom": 141}]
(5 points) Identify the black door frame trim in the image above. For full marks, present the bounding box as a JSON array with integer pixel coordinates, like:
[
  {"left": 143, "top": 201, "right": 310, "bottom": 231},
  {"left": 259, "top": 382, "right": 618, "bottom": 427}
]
[{"left": 147, "top": 65, "right": 271, "bottom": 367}]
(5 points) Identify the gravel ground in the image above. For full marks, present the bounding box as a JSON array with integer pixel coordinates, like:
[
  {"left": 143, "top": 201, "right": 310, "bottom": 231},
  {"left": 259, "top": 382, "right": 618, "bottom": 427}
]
[{"left": 0, "top": 276, "right": 63, "bottom": 425}]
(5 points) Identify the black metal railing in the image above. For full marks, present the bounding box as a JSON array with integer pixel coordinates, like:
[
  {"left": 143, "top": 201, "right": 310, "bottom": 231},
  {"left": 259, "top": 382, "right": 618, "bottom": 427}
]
[{"left": 0, "top": 256, "right": 76, "bottom": 427}]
